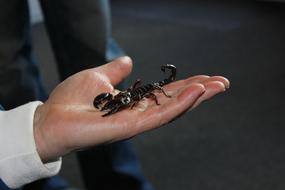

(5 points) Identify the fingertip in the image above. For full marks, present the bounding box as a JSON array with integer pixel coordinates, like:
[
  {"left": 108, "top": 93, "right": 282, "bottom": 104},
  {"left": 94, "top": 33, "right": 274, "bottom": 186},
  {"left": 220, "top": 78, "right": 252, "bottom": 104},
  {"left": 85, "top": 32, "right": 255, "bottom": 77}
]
[
  {"left": 115, "top": 56, "right": 133, "bottom": 71},
  {"left": 118, "top": 56, "right": 132, "bottom": 63},
  {"left": 204, "top": 81, "right": 226, "bottom": 92},
  {"left": 224, "top": 78, "right": 230, "bottom": 89},
  {"left": 211, "top": 76, "right": 230, "bottom": 89},
  {"left": 93, "top": 56, "right": 134, "bottom": 86}
]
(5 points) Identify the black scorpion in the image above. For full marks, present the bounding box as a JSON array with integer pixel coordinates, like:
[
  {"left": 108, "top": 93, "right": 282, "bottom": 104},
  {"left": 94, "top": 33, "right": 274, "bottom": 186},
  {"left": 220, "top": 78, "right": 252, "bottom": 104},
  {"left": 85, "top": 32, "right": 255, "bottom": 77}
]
[{"left": 93, "top": 64, "right": 176, "bottom": 117}]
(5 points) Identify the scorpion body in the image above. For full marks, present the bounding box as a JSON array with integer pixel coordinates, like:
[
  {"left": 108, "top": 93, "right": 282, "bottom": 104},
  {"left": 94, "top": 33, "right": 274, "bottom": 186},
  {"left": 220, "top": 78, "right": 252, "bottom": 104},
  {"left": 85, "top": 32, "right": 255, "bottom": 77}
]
[{"left": 93, "top": 64, "right": 176, "bottom": 117}]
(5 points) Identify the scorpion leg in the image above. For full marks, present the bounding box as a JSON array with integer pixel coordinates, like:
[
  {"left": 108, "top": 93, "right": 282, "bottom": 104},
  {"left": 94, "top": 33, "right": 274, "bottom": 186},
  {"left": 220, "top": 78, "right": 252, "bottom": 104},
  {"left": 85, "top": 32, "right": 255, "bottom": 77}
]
[
  {"left": 102, "top": 105, "right": 121, "bottom": 117},
  {"left": 130, "top": 100, "right": 140, "bottom": 109},
  {"left": 127, "top": 79, "right": 142, "bottom": 91},
  {"left": 130, "top": 93, "right": 142, "bottom": 109},
  {"left": 101, "top": 99, "right": 121, "bottom": 111},
  {"left": 130, "top": 102, "right": 137, "bottom": 109},
  {"left": 93, "top": 93, "right": 113, "bottom": 109},
  {"left": 146, "top": 92, "right": 160, "bottom": 105},
  {"left": 154, "top": 85, "right": 171, "bottom": 98},
  {"left": 133, "top": 79, "right": 142, "bottom": 89}
]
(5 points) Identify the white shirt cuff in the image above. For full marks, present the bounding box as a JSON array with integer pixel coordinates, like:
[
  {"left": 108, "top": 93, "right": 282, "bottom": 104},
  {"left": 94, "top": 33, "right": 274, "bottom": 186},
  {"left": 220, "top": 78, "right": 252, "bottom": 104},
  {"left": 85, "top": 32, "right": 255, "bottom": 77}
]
[{"left": 0, "top": 101, "right": 62, "bottom": 189}]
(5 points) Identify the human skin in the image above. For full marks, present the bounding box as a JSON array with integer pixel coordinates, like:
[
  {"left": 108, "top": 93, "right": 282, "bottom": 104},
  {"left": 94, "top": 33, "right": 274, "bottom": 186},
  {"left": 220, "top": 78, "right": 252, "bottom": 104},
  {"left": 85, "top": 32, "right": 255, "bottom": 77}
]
[{"left": 33, "top": 56, "right": 230, "bottom": 163}]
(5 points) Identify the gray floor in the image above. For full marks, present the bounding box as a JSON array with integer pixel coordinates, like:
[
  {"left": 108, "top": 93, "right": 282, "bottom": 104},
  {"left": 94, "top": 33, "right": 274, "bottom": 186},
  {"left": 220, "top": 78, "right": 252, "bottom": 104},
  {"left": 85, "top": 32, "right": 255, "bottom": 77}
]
[{"left": 32, "top": 1, "right": 285, "bottom": 190}]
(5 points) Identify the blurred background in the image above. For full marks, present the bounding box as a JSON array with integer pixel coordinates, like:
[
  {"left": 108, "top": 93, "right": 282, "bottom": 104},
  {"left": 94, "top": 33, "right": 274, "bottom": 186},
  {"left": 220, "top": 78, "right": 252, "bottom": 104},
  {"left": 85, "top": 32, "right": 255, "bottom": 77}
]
[{"left": 29, "top": 0, "right": 285, "bottom": 189}]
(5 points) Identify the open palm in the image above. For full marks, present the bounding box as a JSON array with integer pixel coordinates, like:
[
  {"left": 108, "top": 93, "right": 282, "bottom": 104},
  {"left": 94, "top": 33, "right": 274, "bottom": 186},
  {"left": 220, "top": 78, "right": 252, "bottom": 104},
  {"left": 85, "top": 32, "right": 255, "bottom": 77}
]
[{"left": 34, "top": 57, "right": 230, "bottom": 162}]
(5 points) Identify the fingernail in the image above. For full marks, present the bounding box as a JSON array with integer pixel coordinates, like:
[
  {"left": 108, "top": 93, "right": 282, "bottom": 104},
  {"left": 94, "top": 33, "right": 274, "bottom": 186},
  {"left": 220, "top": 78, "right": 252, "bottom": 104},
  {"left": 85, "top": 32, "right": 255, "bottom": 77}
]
[
  {"left": 118, "top": 56, "right": 132, "bottom": 63},
  {"left": 224, "top": 78, "right": 230, "bottom": 89}
]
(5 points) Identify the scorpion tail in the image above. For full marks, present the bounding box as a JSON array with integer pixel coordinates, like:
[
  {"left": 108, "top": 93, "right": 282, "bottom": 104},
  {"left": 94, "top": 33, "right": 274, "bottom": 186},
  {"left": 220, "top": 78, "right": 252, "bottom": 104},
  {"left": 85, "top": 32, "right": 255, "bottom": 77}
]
[{"left": 160, "top": 64, "right": 176, "bottom": 86}]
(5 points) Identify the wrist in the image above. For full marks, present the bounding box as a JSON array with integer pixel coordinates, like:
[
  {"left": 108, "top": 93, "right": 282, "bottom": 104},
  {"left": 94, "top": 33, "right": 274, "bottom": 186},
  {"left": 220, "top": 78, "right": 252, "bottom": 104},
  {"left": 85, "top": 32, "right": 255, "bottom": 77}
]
[
  {"left": 33, "top": 104, "right": 49, "bottom": 163},
  {"left": 34, "top": 103, "right": 61, "bottom": 163}
]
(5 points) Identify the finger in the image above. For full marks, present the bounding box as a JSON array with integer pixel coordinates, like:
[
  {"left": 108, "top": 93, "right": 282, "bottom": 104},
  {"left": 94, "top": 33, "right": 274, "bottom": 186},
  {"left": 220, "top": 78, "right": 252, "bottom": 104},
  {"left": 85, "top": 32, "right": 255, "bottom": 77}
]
[
  {"left": 190, "top": 81, "right": 226, "bottom": 110},
  {"left": 93, "top": 56, "right": 133, "bottom": 86},
  {"left": 185, "top": 75, "right": 210, "bottom": 83},
  {"left": 163, "top": 75, "right": 210, "bottom": 91},
  {"left": 202, "top": 76, "right": 230, "bottom": 89},
  {"left": 133, "top": 83, "right": 206, "bottom": 134},
  {"left": 164, "top": 74, "right": 228, "bottom": 92},
  {"left": 164, "top": 75, "right": 229, "bottom": 95},
  {"left": 176, "top": 75, "right": 229, "bottom": 89}
]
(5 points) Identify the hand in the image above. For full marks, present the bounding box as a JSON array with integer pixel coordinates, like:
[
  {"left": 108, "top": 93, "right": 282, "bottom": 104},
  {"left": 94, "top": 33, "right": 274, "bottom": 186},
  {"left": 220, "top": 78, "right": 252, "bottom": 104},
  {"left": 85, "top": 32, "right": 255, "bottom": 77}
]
[{"left": 33, "top": 56, "right": 230, "bottom": 162}]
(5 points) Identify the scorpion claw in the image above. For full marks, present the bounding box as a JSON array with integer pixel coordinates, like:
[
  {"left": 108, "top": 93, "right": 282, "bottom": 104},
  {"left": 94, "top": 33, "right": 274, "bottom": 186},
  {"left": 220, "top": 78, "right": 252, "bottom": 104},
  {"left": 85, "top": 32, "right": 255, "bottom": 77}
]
[{"left": 93, "top": 93, "right": 113, "bottom": 109}]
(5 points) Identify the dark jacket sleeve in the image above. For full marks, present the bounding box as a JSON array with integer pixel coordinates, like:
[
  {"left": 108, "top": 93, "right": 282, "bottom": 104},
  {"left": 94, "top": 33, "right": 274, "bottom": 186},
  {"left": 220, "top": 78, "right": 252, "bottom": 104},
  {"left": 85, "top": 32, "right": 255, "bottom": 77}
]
[{"left": 0, "top": 105, "right": 3, "bottom": 110}]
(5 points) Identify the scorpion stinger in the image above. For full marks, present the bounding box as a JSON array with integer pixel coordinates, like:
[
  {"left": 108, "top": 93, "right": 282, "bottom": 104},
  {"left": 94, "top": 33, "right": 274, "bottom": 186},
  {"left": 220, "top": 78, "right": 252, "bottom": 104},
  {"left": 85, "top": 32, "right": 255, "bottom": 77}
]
[
  {"left": 93, "top": 64, "right": 177, "bottom": 117},
  {"left": 160, "top": 64, "right": 177, "bottom": 86}
]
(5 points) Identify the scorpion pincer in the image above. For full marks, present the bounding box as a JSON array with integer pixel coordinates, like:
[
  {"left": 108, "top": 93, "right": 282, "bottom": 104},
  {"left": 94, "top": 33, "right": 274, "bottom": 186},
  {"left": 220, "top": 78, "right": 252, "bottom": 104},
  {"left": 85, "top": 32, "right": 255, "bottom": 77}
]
[{"left": 93, "top": 64, "right": 177, "bottom": 117}]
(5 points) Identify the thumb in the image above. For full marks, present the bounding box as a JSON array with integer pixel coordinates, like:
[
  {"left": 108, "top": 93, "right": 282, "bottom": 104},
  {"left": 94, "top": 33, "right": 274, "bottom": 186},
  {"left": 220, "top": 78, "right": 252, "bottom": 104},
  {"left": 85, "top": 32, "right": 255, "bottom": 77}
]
[{"left": 94, "top": 56, "right": 133, "bottom": 86}]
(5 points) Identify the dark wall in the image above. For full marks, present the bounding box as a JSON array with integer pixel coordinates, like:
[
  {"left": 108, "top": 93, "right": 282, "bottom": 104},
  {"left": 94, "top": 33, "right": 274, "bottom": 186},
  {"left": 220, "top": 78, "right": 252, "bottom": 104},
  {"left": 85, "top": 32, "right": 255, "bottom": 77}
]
[{"left": 110, "top": 1, "right": 285, "bottom": 190}]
